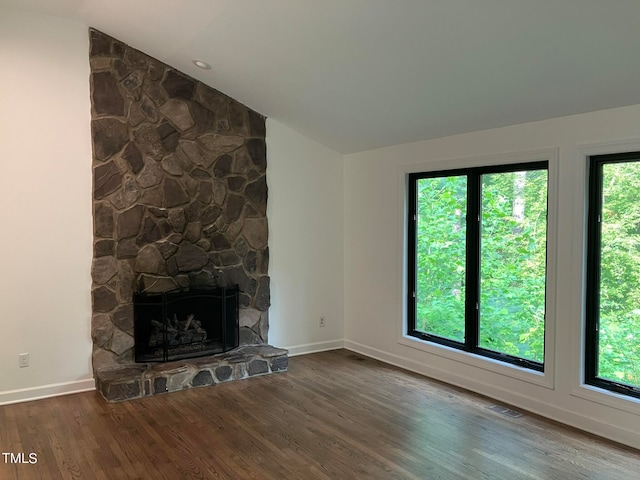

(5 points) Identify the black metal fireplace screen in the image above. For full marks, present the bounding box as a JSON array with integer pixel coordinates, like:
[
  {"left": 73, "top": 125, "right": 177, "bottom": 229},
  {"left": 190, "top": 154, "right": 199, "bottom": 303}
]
[{"left": 133, "top": 286, "right": 239, "bottom": 363}]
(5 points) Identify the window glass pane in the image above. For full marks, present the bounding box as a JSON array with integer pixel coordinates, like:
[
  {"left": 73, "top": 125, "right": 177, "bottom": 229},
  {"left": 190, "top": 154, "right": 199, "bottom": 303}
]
[
  {"left": 597, "top": 161, "right": 640, "bottom": 387},
  {"left": 415, "top": 176, "right": 467, "bottom": 342},
  {"left": 478, "top": 170, "right": 547, "bottom": 362}
]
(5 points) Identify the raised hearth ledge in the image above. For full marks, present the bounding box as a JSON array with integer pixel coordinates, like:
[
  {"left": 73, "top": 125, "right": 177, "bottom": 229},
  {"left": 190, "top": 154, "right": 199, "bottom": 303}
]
[{"left": 95, "top": 344, "right": 288, "bottom": 402}]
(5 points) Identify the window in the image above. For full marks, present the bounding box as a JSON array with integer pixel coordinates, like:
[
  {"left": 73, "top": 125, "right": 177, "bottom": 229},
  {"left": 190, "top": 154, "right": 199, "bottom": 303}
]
[
  {"left": 586, "top": 152, "right": 640, "bottom": 398},
  {"left": 408, "top": 162, "right": 549, "bottom": 371}
]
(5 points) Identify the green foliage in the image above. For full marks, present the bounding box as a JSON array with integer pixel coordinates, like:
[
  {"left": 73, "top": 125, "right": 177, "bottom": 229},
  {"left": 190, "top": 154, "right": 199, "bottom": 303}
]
[
  {"left": 597, "top": 161, "right": 640, "bottom": 387},
  {"left": 478, "top": 171, "right": 547, "bottom": 362},
  {"left": 415, "top": 169, "right": 547, "bottom": 363},
  {"left": 415, "top": 176, "right": 466, "bottom": 342}
]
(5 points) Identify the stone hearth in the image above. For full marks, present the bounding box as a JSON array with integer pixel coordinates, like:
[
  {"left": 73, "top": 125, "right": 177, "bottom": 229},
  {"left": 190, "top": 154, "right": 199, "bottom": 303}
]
[{"left": 96, "top": 345, "right": 288, "bottom": 402}]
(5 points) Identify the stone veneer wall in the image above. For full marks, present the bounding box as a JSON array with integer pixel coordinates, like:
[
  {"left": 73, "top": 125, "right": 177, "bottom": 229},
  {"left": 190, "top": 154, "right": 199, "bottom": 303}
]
[{"left": 89, "top": 29, "right": 270, "bottom": 373}]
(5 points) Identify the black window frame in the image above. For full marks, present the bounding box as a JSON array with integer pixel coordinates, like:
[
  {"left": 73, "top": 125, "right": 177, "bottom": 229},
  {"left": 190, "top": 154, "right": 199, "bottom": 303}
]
[
  {"left": 585, "top": 151, "right": 640, "bottom": 399},
  {"left": 407, "top": 161, "right": 549, "bottom": 372}
]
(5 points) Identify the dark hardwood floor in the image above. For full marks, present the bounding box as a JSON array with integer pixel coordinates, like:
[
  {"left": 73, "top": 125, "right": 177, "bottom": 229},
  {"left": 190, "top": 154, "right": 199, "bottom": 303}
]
[{"left": 1, "top": 349, "right": 638, "bottom": 479}]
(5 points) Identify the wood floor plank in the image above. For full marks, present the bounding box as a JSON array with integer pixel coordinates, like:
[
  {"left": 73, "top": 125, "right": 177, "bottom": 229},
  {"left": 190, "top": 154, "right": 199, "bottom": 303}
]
[{"left": 1, "top": 349, "right": 639, "bottom": 479}]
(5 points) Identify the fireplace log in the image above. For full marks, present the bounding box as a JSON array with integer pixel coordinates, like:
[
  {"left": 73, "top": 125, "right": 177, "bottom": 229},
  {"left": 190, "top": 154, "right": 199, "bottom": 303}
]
[
  {"left": 148, "top": 314, "right": 207, "bottom": 347},
  {"left": 184, "top": 314, "right": 194, "bottom": 331}
]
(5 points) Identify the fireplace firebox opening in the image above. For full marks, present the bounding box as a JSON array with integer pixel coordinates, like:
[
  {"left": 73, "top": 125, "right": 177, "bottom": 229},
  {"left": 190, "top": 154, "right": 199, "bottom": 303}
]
[{"left": 134, "top": 285, "right": 239, "bottom": 363}]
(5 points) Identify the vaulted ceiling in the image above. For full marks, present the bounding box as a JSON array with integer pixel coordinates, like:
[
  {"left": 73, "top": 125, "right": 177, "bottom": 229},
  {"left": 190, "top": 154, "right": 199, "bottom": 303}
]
[{"left": 4, "top": 0, "right": 640, "bottom": 153}]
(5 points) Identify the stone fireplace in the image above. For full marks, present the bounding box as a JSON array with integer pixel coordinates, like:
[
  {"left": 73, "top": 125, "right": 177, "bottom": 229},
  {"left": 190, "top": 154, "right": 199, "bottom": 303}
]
[{"left": 89, "top": 29, "right": 286, "bottom": 401}]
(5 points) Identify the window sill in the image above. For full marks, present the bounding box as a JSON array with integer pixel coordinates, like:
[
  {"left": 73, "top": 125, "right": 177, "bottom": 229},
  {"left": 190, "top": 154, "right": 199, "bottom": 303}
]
[
  {"left": 398, "top": 335, "right": 554, "bottom": 389},
  {"left": 570, "top": 383, "right": 640, "bottom": 416}
]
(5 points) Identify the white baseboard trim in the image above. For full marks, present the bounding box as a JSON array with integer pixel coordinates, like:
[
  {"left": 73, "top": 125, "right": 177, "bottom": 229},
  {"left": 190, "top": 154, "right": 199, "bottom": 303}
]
[
  {"left": 0, "top": 379, "right": 96, "bottom": 406},
  {"left": 343, "top": 340, "right": 640, "bottom": 450},
  {"left": 285, "top": 339, "right": 345, "bottom": 357}
]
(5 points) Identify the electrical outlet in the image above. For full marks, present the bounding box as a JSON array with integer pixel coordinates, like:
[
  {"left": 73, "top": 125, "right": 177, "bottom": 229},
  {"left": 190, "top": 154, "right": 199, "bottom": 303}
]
[
  {"left": 319, "top": 316, "right": 326, "bottom": 328},
  {"left": 18, "top": 353, "right": 29, "bottom": 368}
]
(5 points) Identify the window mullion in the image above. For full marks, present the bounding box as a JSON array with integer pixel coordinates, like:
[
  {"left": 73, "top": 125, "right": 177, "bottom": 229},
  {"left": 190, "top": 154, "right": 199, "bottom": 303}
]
[
  {"left": 465, "top": 172, "right": 481, "bottom": 351},
  {"left": 407, "top": 174, "right": 418, "bottom": 335},
  {"left": 585, "top": 159, "right": 603, "bottom": 384}
]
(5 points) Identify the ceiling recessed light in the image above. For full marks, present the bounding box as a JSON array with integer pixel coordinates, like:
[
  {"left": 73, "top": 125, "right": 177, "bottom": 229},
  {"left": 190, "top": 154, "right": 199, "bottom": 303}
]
[{"left": 192, "top": 59, "right": 211, "bottom": 70}]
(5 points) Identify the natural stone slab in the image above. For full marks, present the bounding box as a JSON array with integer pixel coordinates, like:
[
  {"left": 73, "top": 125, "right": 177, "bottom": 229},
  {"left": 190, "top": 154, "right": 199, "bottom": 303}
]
[
  {"left": 139, "top": 96, "right": 159, "bottom": 123},
  {"left": 157, "top": 122, "right": 179, "bottom": 152},
  {"left": 133, "top": 123, "right": 164, "bottom": 160},
  {"left": 199, "top": 134, "right": 244, "bottom": 159},
  {"left": 248, "top": 110, "right": 266, "bottom": 137},
  {"left": 244, "top": 176, "right": 267, "bottom": 206},
  {"left": 93, "top": 118, "right": 129, "bottom": 161},
  {"left": 229, "top": 102, "right": 249, "bottom": 135},
  {"left": 157, "top": 240, "right": 180, "bottom": 259},
  {"left": 215, "top": 365, "right": 232, "bottom": 382},
  {"left": 137, "top": 217, "right": 162, "bottom": 245},
  {"left": 192, "top": 370, "right": 213, "bottom": 387},
  {"left": 239, "top": 327, "right": 263, "bottom": 345},
  {"left": 223, "top": 194, "right": 245, "bottom": 223},
  {"left": 221, "top": 266, "right": 255, "bottom": 295},
  {"left": 90, "top": 29, "right": 111, "bottom": 56},
  {"left": 259, "top": 311, "right": 269, "bottom": 341},
  {"left": 112, "top": 304, "right": 134, "bottom": 334},
  {"left": 139, "top": 275, "right": 178, "bottom": 294},
  {"left": 153, "top": 377, "right": 167, "bottom": 394},
  {"left": 212, "top": 180, "right": 227, "bottom": 205},
  {"left": 92, "top": 256, "right": 118, "bottom": 284},
  {"left": 255, "top": 276, "right": 270, "bottom": 311},
  {"left": 116, "top": 205, "right": 144, "bottom": 240},
  {"left": 271, "top": 355, "right": 288, "bottom": 372},
  {"left": 135, "top": 244, "right": 164, "bottom": 274},
  {"left": 121, "top": 70, "right": 144, "bottom": 100},
  {"left": 228, "top": 176, "right": 246, "bottom": 192},
  {"left": 92, "top": 71, "right": 124, "bottom": 116},
  {"left": 160, "top": 99, "right": 195, "bottom": 131},
  {"left": 213, "top": 154, "right": 232, "bottom": 178},
  {"left": 191, "top": 101, "right": 215, "bottom": 132},
  {"left": 94, "top": 161, "right": 123, "bottom": 199},
  {"left": 110, "top": 329, "right": 134, "bottom": 356},
  {"left": 116, "top": 237, "right": 139, "bottom": 259},
  {"left": 94, "top": 202, "right": 114, "bottom": 238},
  {"left": 174, "top": 242, "right": 208, "bottom": 272},
  {"left": 120, "top": 174, "right": 141, "bottom": 207},
  {"left": 239, "top": 308, "right": 261, "bottom": 329},
  {"left": 100, "top": 379, "right": 141, "bottom": 402},
  {"left": 93, "top": 286, "right": 118, "bottom": 312},
  {"left": 162, "top": 70, "right": 196, "bottom": 100},
  {"left": 92, "top": 347, "right": 117, "bottom": 373},
  {"left": 160, "top": 153, "right": 183, "bottom": 175},
  {"left": 91, "top": 314, "right": 113, "bottom": 348},
  {"left": 242, "top": 217, "right": 268, "bottom": 249},
  {"left": 168, "top": 209, "right": 186, "bottom": 232},
  {"left": 234, "top": 345, "right": 287, "bottom": 358},
  {"left": 95, "top": 239, "right": 115, "bottom": 257},
  {"left": 248, "top": 359, "right": 269, "bottom": 376},
  {"left": 246, "top": 138, "right": 266, "bottom": 169},
  {"left": 137, "top": 158, "right": 163, "bottom": 188},
  {"left": 140, "top": 186, "right": 163, "bottom": 207},
  {"left": 233, "top": 147, "right": 251, "bottom": 174},
  {"left": 163, "top": 178, "right": 190, "bottom": 207},
  {"left": 121, "top": 142, "right": 144, "bottom": 174},
  {"left": 179, "top": 140, "right": 213, "bottom": 169}
]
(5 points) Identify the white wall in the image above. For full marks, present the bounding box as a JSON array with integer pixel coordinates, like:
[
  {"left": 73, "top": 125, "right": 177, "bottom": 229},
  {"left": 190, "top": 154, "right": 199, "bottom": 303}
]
[
  {"left": 0, "top": 8, "right": 95, "bottom": 403},
  {"left": 344, "top": 104, "right": 640, "bottom": 449},
  {"left": 266, "top": 119, "right": 345, "bottom": 354},
  {"left": 0, "top": 9, "right": 347, "bottom": 403}
]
